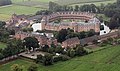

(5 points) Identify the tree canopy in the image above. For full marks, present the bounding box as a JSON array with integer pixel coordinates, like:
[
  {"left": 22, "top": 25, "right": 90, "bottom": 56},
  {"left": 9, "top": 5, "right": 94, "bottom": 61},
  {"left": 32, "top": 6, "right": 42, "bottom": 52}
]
[
  {"left": 23, "top": 37, "right": 39, "bottom": 51},
  {"left": 0, "top": 0, "right": 12, "bottom": 6}
]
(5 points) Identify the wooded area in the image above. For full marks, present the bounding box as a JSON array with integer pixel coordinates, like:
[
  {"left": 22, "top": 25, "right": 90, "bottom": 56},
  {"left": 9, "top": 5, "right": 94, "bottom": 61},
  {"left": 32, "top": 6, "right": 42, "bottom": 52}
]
[{"left": 0, "top": 0, "right": 11, "bottom": 6}]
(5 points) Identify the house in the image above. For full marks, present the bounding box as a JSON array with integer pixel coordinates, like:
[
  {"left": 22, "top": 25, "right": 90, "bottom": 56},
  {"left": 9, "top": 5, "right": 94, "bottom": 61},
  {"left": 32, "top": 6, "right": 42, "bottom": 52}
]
[
  {"left": 14, "top": 31, "right": 57, "bottom": 46},
  {"left": 62, "top": 37, "right": 80, "bottom": 48},
  {"left": 80, "top": 35, "right": 98, "bottom": 46}
]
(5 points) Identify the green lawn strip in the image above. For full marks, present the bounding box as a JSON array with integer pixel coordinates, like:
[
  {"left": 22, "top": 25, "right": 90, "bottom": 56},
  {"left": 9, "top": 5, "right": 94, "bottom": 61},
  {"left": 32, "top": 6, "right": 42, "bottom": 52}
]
[{"left": 0, "top": 5, "right": 42, "bottom": 15}]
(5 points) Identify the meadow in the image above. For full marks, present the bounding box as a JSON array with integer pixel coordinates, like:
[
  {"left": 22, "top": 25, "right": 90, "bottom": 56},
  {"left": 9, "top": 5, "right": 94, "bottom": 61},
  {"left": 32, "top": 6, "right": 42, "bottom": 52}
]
[
  {"left": 69, "top": 0, "right": 116, "bottom": 6},
  {"left": 0, "top": 5, "right": 42, "bottom": 21},
  {"left": 57, "top": 0, "right": 116, "bottom": 5},
  {"left": 0, "top": 0, "right": 116, "bottom": 21},
  {"left": 1, "top": 45, "right": 120, "bottom": 71},
  {"left": 11, "top": 0, "right": 58, "bottom": 3}
]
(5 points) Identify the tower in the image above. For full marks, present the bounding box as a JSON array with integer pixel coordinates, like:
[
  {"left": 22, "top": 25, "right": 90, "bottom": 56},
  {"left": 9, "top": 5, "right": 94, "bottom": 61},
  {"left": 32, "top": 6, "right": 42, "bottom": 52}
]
[
  {"left": 41, "top": 17, "right": 46, "bottom": 30},
  {"left": 93, "top": 17, "right": 100, "bottom": 33}
]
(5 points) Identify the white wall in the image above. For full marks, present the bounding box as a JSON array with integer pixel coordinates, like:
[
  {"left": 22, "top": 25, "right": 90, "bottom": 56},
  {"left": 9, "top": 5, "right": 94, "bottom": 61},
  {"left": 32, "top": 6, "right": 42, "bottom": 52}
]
[{"left": 32, "top": 23, "right": 42, "bottom": 32}]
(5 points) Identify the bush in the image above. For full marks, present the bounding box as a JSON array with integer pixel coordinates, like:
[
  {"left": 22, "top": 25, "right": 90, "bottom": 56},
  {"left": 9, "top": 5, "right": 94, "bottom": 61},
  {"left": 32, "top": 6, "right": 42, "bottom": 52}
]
[
  {"left": 36, "top": 53, "right": 53, "bottom": 66},
  {"left": 61, "top": 55, "right": 70, "bottom": 61},
  {"left": 27, "top": 64, "right": 38, "bottom": 71},
  {"left": 53, "top": 55, "right": 62, "bottom": 62},
  {"left": 36, "top": 55, "right": 43, "bottom": 63}
]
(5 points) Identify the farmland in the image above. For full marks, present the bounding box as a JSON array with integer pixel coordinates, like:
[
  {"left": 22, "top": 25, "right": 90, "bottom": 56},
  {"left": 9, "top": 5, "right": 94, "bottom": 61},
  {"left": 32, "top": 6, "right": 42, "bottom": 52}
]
[
  {"left": 69, "top": 0, "right": 116, "bottom": 6},
  {"left": 0, "top": 5, "right": 41, "bottom": 15},
  {"left": 0, "top": 5, "right": 42, "bottom": 21},
  {"left": 55, "top": 0, "right": 116, "bottom": 5},
  {"left": 0, "top": 0, "right": 116, "bottom": 21},
  {"left": 1, "top": 45, "right": 120, "bottom": 71}
]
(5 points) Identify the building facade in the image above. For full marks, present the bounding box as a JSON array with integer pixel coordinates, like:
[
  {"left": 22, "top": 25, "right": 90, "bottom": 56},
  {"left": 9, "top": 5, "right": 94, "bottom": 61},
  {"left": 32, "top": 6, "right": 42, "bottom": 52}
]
[
  {"left": 14, "top": 32, "right": 57, "bottom": 46},
  {"left": 40, "top": 12, "right": 100, "bottom": 33},
  {"left": 8, "top": 12, "right": 100, "bottom": 33}
]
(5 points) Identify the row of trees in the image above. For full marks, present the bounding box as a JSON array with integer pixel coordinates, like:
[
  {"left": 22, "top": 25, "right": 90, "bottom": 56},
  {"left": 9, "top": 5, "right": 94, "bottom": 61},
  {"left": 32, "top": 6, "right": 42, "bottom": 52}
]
[
  {"left": 56, "top": 28, "right": 96, "bottom": 43},
  {"left": 48, "top": 1, "right": 120, "bottom": 17},
  {"left": 0, "top": 21, "right": 19, "bottom": 60},
  {"left": 0, "top": 21, "right": 15, "bottom": 43},
  {"left": 0, "top": 39, "right": 23, "bottom": 60},
  {"left": 0, "top": 0, "right": 12, "bottom": 6},
  {"left": 100, "top": 0, "right": 120, "bottom": 29},
  {"left": 36, "top": 2, "right": 100, "bottom": 15},
  {"left": 49, "top": 2, "right": 99, "bottom": 13},
  {"left": 36, "top": 44, "right": 87, "bottom": 66}
]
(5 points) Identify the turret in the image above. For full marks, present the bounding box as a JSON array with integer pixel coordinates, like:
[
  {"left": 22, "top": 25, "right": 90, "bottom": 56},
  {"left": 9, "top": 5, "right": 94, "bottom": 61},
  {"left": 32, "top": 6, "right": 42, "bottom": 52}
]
[{"left": 41, "top": 17, "right": 46, "bottom": 30}]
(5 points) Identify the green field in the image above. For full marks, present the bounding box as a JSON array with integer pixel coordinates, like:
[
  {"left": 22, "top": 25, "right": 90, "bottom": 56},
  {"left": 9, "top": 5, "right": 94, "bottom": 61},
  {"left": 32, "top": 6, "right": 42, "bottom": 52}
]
[
  {"left": 70, "top": 0, "right": 116, "bottom": 6},
  {"left": 0, "top": 5, "right": 42, "bottom": 15},
  {"left": 56, "top": 0, "right": 116, "bottom": 5},
  {"left": 1, "top": 45, "right": 120, "bottom": 71},
  {"left": 0, "top": 14, "right": 11, "bottom": 21},
  {"left": 0, "top": 5, "right": 42, "bottom": 21},
  {"left": 11, "top": 0, "right": 58, "bottom": 3},
  {"left": 0, "top": 43, "right": 7, "bottom": 49},
  {"left": 0, "top": 0, "right": 117, "bottom": 21}
]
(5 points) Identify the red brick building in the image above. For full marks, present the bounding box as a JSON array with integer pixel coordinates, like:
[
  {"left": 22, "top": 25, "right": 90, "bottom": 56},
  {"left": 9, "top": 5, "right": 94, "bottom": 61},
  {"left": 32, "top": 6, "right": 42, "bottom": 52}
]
[
  {"left": 8, "top": 12, "right": 100, "bottom": 33},
  {"left": 41, "top": 12, "right": 100, "bottom": 33},
  {"left": 14, "top": 32, "right": 57, "bottom": 46},
  {"left": 62, "top": 37, "right": 80, "bottom": 48}
]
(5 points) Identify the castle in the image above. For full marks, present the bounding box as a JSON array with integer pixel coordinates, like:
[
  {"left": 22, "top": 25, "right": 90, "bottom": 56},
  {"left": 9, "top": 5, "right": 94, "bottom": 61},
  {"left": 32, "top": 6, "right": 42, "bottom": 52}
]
[
  {"left": 38, "top": 12, "right": 100, "bottom": 33},
  {"left": 8, "top": 12, "right": 100, "bottom": 33}
]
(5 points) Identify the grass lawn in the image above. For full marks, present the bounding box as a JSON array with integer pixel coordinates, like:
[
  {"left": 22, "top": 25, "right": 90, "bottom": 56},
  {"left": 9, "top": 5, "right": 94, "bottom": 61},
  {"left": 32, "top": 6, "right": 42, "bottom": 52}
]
[
  {"left": 0, "top": 5, "right": 42, "bottom": 15},
  {"left": 0, "top": 14, "right": 11, "bottom": 21},
  {"left": 0, "top": 0, "right": 116, "bottom": 21},
  {"left": 69, "top": 0, "right": 116, "bottom": 6},
  {"left": 0, "top": 5, "right": 43, "bottom": 21},
  {"left": 0, "top": 42, "right": 7, "bottom": 49},
  {"left": 11, "top": 0, "right": 58, "bottom": 3},
  {"left": 0, "top": 45, "right": 120, "bottom": 71}
]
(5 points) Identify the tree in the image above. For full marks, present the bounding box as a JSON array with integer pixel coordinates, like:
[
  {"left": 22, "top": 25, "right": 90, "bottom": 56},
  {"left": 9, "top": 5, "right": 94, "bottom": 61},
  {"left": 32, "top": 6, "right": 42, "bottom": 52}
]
[
  {"left": 0, "top": 53, "right": 4, "bottom": 60},
  {"left": 41, "top": 45, "right": 49, "bottom": 52},
  {"left": 78, "top": 31, "right": 86, "bottom": 39},
  {"left": 69, "top": 49, "right": 76, "bottom": 58},
  {"left": 75, "top": 45, "right": 87, "bottom": 56},
  {"left": 117, "top": 39, "right": 120, "bottom": 44},
  {"left": 108, "top": 13, "right": 120, "bottom": 29},
  {"left": 0, "top": 21, "right": 6, "bottom": 29},
  {"left": 36, "top": 10, "right": 52, "bottom": 15},
  {"left": 27, "top": 64, "right": 38, "bottom": 71},
  {"left": 42, "top": 53, "right": 53, "bottom": 66},
  {"left": 86, "top": 29, "right": 95, "bottom": 37},
  {"left": 49, "top": 2, "right": 61, "bottom": 12},
  {"left": 23, "top": 37, "right": 39, "bottom": 51},
  {"left": 36, "top": 55, "right": 43, "bottom": 63},
  {"left": 74, "top": 5, "right": 79, "bottom": 11},
  {"left": 80, "top": 4, "right": 99, "bottom": 13},
  {"left": 48, "top": 47, "right": 54, "bottom": 53},
  {"left": 11, "top": 64, "right": 23, "bottom": 71},
  {"left": 117, "top": 0, "right": 120, "bottom": 6},
  {"left": 22, "top": 28, "right": 33, "bottom": 32},
  {"left": 55, "top": 45, "right": 63, "bottom": 53},
  {"left": 0, "top": 0, "right": 12, "bottom": 6},
  {"left": 56, "top": 29, "right": 68, "bottom": 43}
]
